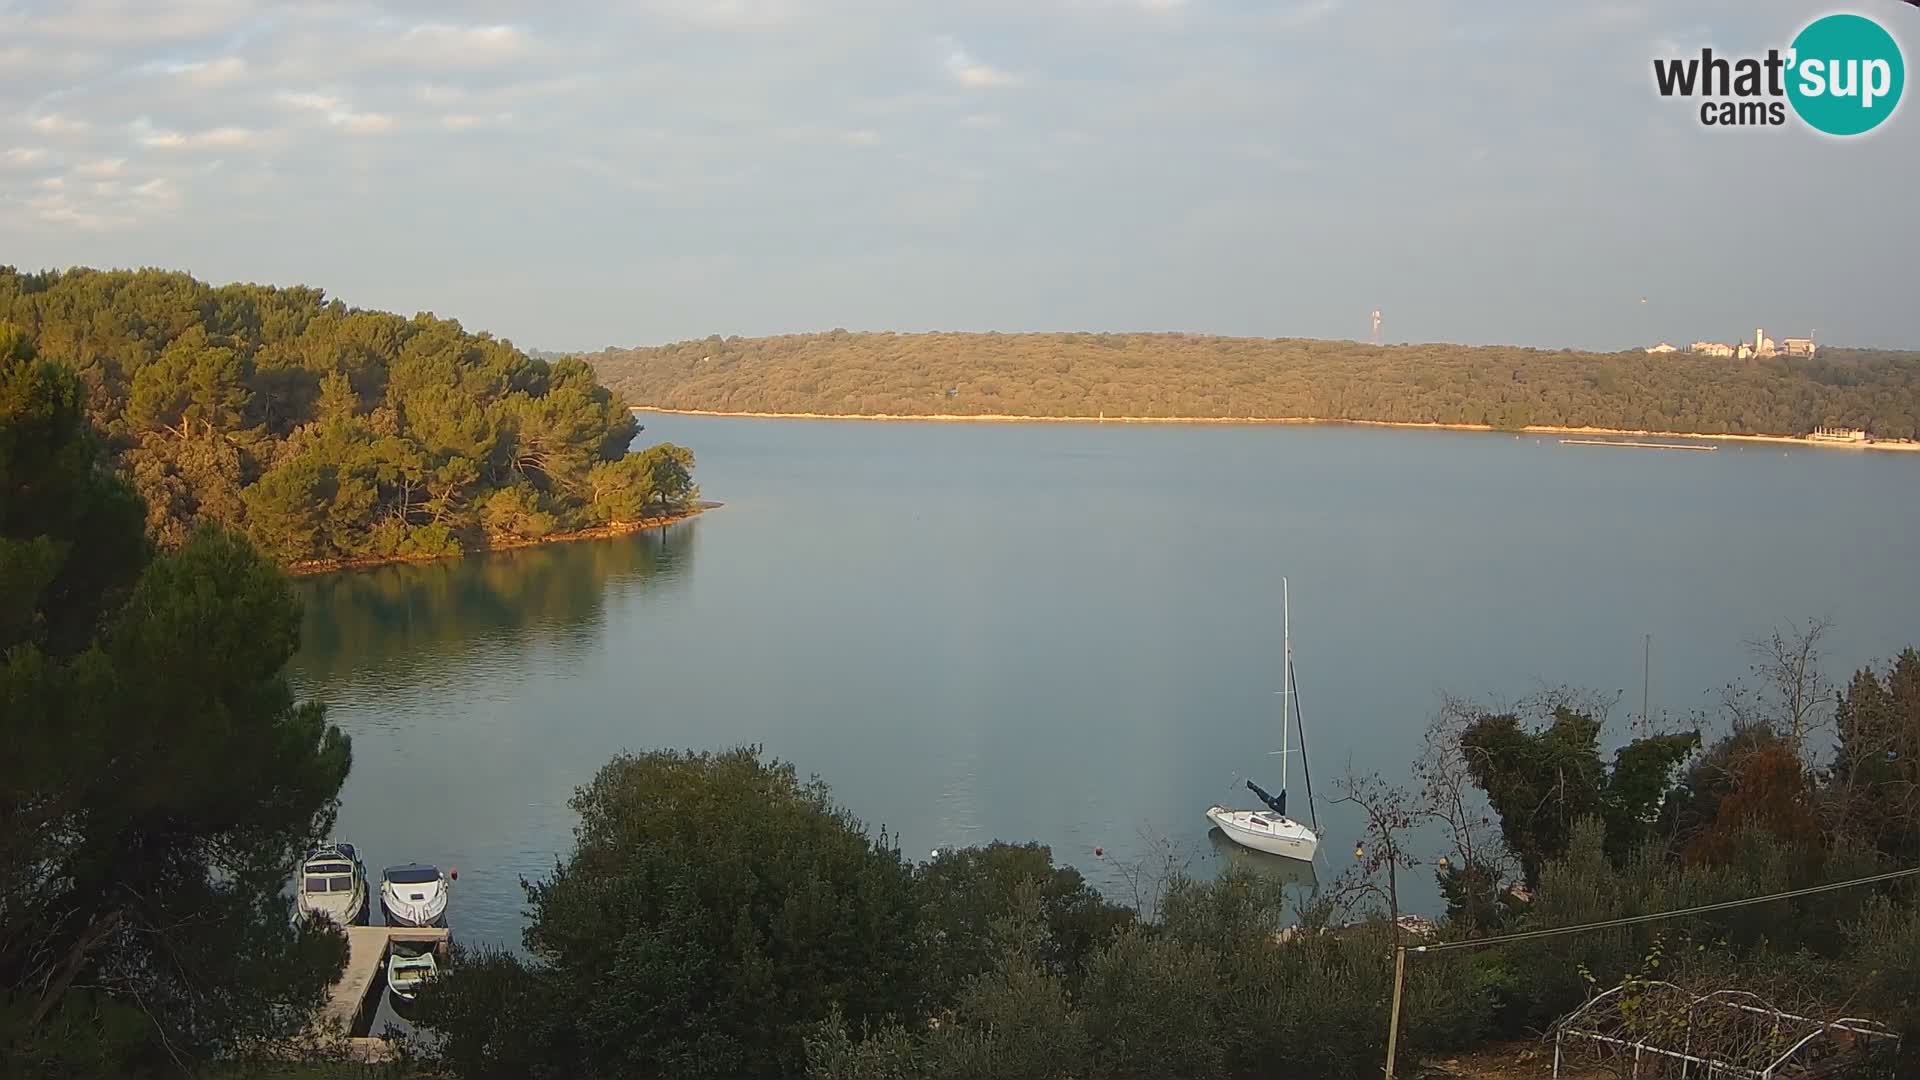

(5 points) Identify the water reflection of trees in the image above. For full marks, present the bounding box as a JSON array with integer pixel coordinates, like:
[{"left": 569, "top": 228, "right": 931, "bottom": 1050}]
[{"left": 290, "top": 522, "right": 697, "bottom": 690}]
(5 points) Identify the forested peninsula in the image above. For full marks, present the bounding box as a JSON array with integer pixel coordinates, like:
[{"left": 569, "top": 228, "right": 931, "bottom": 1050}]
[
  {"left": 585, "top": 332, "right": 1920, "bottom": 441},
  {"left": 0, "top": 268, "right": 698, "bottom": 572}
]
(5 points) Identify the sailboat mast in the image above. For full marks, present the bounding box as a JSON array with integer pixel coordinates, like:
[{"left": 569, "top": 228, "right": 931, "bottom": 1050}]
[{"left": 1280, "top": 577, "right": 1291, "bottom": 798}]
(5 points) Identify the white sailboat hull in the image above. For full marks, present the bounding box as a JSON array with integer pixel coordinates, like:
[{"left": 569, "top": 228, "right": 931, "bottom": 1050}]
[{"left": 1207, "top": 806, "right": 1319, "bottom": 863}]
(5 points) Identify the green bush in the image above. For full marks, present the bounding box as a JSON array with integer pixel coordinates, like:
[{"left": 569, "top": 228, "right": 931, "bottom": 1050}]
[
  {"left": 1080, "top": 927, "right": 1223, "bottom": 1079},
  {"left": 481, "top": 484, "right": 555, "bottom": 539},
  {"left": 914, "top": 841, "right": 1134, "bottom": 996},
  {"left": 419, "top": 747, "right": 920, "bottom": 1079},
  {"left": 400, "top": 521, "right": 461, "bottom": 557}
]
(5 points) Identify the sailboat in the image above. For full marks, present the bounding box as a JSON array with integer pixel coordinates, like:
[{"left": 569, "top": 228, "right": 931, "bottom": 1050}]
[{"left": 1206, "top": 578, "right": 1320, "bottom": 863}]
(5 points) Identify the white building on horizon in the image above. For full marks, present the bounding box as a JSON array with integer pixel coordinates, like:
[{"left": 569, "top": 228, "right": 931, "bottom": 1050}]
[{"left": 1652, "top": 329, "right": 1816, "bottom": 360}]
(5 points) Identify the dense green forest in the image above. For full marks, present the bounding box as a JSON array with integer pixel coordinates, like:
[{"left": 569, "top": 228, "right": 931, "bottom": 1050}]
[
  {"left": 584, "top": 331, "right": 1920, "bottom": 439},
  {"left": 0, "top": 267, "right": 697, "bottom": 567}
]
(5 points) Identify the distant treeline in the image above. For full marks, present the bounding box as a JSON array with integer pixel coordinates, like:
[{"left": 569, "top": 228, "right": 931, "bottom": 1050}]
[
  {"left": 0, "top": 268, "right": 696, "bottom": 566},
  {"left": 584, "top": 331, "right": 1920, "bottom": 439}
]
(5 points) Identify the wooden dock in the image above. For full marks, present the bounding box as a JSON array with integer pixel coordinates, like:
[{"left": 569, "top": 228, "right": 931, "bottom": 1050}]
[
  {"left": 319, "top": 926, "right": 450, "bottom": 1037},
  {"left": 1560, "top": 438, "right": 1717, "bottom": 452}
]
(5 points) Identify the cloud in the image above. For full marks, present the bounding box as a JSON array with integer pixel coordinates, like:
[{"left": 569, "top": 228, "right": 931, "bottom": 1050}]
[
  {"left": 276, "top": 91, "right": 345, "bottom": 113},
  {"left": 27, "top": 197, "right": 132, "bottom": 230},
  {"left": 19, "top": 164, "right": 179, "bottom": 231},
  {"left": 170, "top": 56, "right": 248, "bottom": 86},
  {"left": 778, "top": 125, "right": 885, "bottom": 147},
  {"left": 0, "top": 0, "right": 1910, "bottom": 353},
  {"left": 1261, "top": 0, "right": 1343, "bottom": 30},
  {"left": 853, "top": 92, "right": 967, "bottom": 116},
  {"left": 957, "top": 65, "right": 1016, "bottom": 87},
  {"left": 132, "top": 177, "right": 180, "bottom": 203},
  {"left": 275, "top": 91, "right": 396, "bottom": 133},
  {"left": 442, "top": 113, "right": 514, "bottom": 131},
  {"left": 19, "top": 0, "right": 262, "bottom": 43},
  {"left": 0, "top": 44, "right": 107, "bottom": 78},
  {"left": 1074, "top": 0, "right": 1190, "bottom": 10},
  {"left": 400, "top": 23, "right": 527, "bottom": 65},
  {"left": 1230, "top": 143, "right": 1317, "bottom": 172},
  {"left": 29, "top": 114, "right": 90, "bottom": 136},
  {"left": 415, "top": 84, "right": 468, "bottom": 107},
  {"left": 942, "top": 39, "right": 1022, "bottom": 88},
  {"left": 140, "top": 125, "right": 258, "bottom": 148},
  {"left": 632, "top": 0, "right": 802, "bottom": 30},
  {"left": 338, "top": 112, "right": 395, "bottom": 133}
]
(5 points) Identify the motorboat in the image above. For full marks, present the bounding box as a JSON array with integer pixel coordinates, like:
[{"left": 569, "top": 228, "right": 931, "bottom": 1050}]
[
  {"left": 1206, "top": 578, "right": 1321, "bottom": 864},
  {"left": 295, "top": 842, "right": 368, "bottom": 926},
  {"left": 379, "top": 863, "right": 450, "bottom": 928},
  {"left": 386, "top": 943, "right": 440, "bottom": 1005}
]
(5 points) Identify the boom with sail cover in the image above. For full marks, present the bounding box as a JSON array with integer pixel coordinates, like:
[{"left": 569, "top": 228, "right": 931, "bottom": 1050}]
[{"left": 1246, "top": 779, "right": 1286, "bottom": 817}]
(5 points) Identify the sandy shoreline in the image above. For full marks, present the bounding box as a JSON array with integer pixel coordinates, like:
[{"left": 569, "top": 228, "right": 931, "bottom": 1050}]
[
  {"left": 284, "top": 506, "right": 709, "bottom": 577},
  {"left": 629, "top": 407, "right": 1920, "bottom": 454}
]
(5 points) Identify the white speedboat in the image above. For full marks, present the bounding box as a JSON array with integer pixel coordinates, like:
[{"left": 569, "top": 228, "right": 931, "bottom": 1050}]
[
  {"left": 296, "top": 842, "right": 368, "bottom": 926},
  {"left": 1206, "top": 578, "right": 1320, "bottom": 864},
  {"left": 379, "top": 863, "right": 450, "bottom": 928}
]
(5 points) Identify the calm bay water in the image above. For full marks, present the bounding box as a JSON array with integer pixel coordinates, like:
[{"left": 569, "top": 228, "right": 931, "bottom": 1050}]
[{"left": 288, "top": 417, "right": 1920, "bottom": 948}]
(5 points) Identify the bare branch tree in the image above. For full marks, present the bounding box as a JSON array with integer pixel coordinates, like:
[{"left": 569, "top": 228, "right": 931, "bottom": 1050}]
[
  {"left": 1418, "top": 701, "right": 1522, "bottom": 931},
  {"left": 1724, "top": 617, "right": 1836, "bottom": 752},
  {"left": 1328, "top": 772, "right": 1432, "bottom": 947},
  {"left": 1104, "top": 824, "right": 1194, "bottom": 921}
]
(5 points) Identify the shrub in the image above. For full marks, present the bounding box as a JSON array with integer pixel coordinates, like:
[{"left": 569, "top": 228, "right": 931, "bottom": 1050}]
[
  {"left": 914, "top": 841, "right": 1134, "bottom": 998},
  {"left": 1080, "top": 927, "right": 1223, "bottom": 1079},
  {"left": 420, "top": 747, "right": 920, "bottom": 1079}
]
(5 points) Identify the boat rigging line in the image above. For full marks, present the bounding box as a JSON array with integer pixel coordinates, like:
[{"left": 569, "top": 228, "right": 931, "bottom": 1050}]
[{"left": 1286, "top": 656, "right": 1319, "bottom": 833}]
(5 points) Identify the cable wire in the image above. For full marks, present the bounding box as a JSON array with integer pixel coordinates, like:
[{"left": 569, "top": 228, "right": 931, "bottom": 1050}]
[{"left": 1410, "top": 865, "right": 1920, "bottom": 955}]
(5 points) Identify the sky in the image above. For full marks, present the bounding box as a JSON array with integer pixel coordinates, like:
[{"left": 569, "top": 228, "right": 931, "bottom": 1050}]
[{"left": 2, "top": 0, "right": 1917, "bottom": 353}]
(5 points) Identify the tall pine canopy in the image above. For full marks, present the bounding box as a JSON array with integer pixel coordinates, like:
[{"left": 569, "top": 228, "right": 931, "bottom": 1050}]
[
  {"left": 0, "top": 267, "right": 697, "bottom": 567},
  {"left": 2, "top": 341, "right": 353, "bottom": 1073}
]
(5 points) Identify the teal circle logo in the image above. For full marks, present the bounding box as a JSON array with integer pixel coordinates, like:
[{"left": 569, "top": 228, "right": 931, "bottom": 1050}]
[{"left": 1787, "top": 14, "right": 1904, "bottom": 136}]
